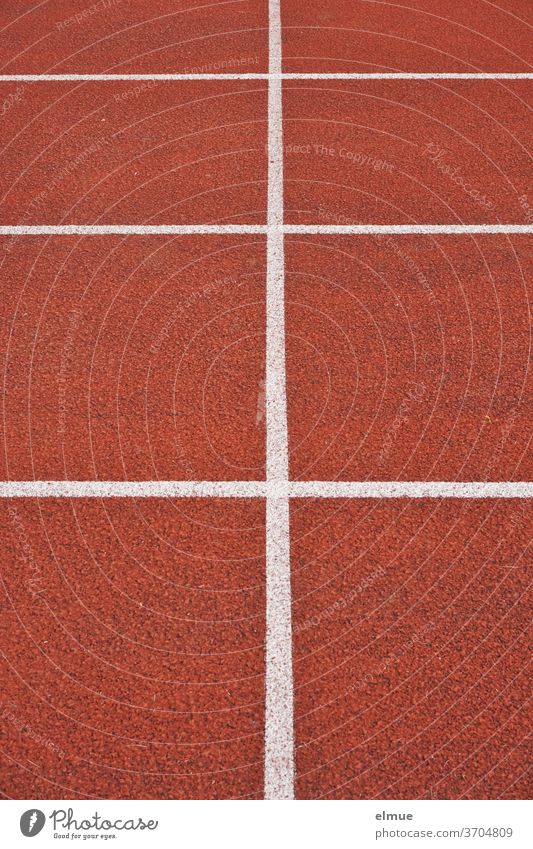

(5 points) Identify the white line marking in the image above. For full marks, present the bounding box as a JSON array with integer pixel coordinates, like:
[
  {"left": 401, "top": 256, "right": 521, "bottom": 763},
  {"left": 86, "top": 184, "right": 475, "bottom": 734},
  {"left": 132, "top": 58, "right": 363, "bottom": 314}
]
[
  {"left": 283, "top": 73, "right": 533, "bottom": 80},
  {"left": 283, "top": 225, "right": 533, "bottom": 234},
  {"left": 1, "top": 225, "right": 532, "bottom": 236},
  {"left": 0, "top": 225, "right": 268, "bottom": 235},
  {"left": 0, "top": 482, "right": 530, "bottom": 499},
  {"left": 288, "top": 482, "right": 533, "bottom": 499},
  {"left": 0, "top": 481, "right": 266, "bottom": 498},
  {"left": 0, "top": 74, "right": 270, "bottom": 81},
  {"left": 265, "top": 494, "right": 294, "bottom": 798},
  {"left": 264, "top": 0, "right": 294, "bottom": 802},
  {"left": 0, "top": 73, "right": 532, "bottom": 81}
]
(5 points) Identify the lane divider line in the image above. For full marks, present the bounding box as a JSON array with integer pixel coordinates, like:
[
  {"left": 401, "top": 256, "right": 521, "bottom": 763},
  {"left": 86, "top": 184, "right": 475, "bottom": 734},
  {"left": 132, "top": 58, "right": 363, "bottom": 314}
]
[
  {"left": 0, "top": 481, "right": 267, "bottom": 498},
  {"left": 283, "top": 225, "right": 533, "bottom": 234},
  {"left": 0, "top": 74, "right": 270, "bottom": 81},
  {"left": 0, "top": 74, "right": 532, "bottom": 81},
  {"left": 283, "top": 73, "right": 533, "bottom": 80},
  {"left": 0, "top": 225, "right": 269, "bottom": 235},
  {"left": 289, "top": 482, "right": 533, "bottom": 499},
  {"left": 0, "top": 482, "right": 531, "bottom": 498},
  {"left": 264, "top": 0, "right": 294, "bottom": 802},
  {"left": 1, "top": 225, "right": 532, "bottom": 236}
]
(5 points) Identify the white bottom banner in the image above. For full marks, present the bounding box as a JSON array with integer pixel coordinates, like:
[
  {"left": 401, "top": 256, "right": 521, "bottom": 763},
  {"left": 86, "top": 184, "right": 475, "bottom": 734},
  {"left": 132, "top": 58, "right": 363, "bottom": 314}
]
[{"left": 1, "top": 799, "right": 531, "bottom": 848}]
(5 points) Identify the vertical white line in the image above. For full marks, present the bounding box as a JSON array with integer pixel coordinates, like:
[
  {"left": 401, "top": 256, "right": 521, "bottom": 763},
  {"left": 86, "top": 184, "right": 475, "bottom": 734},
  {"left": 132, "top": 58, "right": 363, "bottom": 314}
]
[
  {"left": 264, "top": 492, "right": 293, "bottom": 799},
  {"left": 264, "top": 0, "right": 294, "bottom": 800}
]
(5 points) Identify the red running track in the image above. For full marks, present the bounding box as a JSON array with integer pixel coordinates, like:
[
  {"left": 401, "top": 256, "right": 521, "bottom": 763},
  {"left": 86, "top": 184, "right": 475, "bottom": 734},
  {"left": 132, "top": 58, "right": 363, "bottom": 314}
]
[
  {"left": 1, "top": 497, "right": 265, "bottom": 799},
  {"left": 0, "top": 81, "right": 267, "bottom": 225},
  {"left": 0, "top": 0, "right": 269, "bottom": 74},
  {"left": 0, "top": 0, "right": 531, "bottom": 801},
  {"left": 283, "top": 80, "right": 532, "bottom": 225},
  {"left": 285, "top": 235, "right": 532, "bottom": 482},
  {"left": 281, "top": 0, "right": 533, "bottom": 74},
  {"left": 292, "top": 498, "right": 531, "bottom": 799},
  {"left": 0, "top": 235, "right": 266, "bottom": 481}
]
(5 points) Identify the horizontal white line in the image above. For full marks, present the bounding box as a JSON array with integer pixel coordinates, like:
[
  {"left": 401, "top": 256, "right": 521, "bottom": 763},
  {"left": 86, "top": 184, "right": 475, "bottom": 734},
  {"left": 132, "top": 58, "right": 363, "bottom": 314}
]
[
  {"left": 0, "top": 481, "right": 530, "bottom": 498},
  {"left": 0, "top": 481, "right": 267, "bottom": 498},
  {"left": 283, "top": 225, "right": 533, "bottom": 235},
  {"left": 284, "top": 73, "right": 533, "bottom": 80},
  {"left": 1, "top": 225, "right": 532, "bottom": 237},
  {"left": 0, "top": 73, "right": 531, "bottom": 81},
  {"left": 289, "top": 482, "right": 533, "bottom": 499},
  {"left": 0, "top": 74, "right": 270, "bottom": 81},
  {"left": 0, "top": 225, "right": 268, "bottom": 235}
]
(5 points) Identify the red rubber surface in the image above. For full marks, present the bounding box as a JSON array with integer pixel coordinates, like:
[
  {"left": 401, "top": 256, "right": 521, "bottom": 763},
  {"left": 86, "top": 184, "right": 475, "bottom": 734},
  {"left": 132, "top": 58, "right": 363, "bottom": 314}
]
[
  {"left": 284, "top": 80, "right": 532, "bottom": 224},
  {"left": 292, "top": 498, "right": 532, "bottom": 799},
  {"left": 0, "top": 2, "right": 532, "bottom": 804},
  {"left": 282, "top": 0, "right": 533, "bottom": 73},
  {"left": 0, "top": 0, "right": 268, "bottom": 74},
  {"left": 0, "top": 235, "right": 266, "bottom": 481},
  {"left": 0, "top": 497, "right": 265, "bottom": 798},
  {"left": 286, "top": 235, "right": 532, "bottom": 482},
  {"left": 0, "top": 81, "right": 267, "bottom": 224}
]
